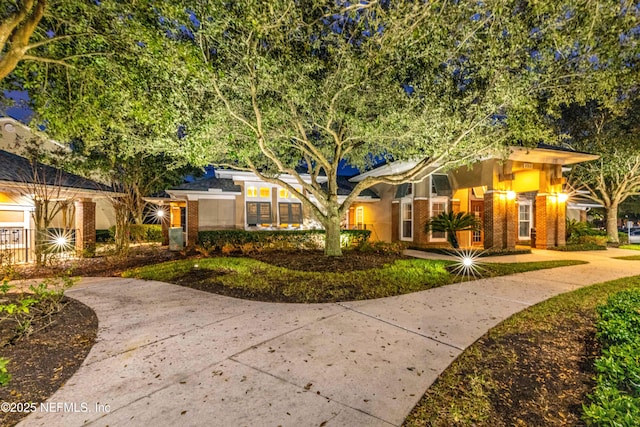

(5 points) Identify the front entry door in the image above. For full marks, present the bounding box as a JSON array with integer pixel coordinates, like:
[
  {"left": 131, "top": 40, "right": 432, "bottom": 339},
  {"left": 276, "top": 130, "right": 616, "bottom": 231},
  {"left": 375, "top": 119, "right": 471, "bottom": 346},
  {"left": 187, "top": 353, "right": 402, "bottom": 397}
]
[{"left": 471, "top": 200, "right": 484, "bottom": 246}]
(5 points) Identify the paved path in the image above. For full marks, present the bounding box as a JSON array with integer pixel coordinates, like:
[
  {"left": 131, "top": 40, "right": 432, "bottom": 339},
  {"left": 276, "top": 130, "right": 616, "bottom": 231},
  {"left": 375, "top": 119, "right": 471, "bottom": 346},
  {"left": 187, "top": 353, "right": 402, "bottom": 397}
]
[{"left": 19, "top": 249, "right": 640, "bottom": 427}]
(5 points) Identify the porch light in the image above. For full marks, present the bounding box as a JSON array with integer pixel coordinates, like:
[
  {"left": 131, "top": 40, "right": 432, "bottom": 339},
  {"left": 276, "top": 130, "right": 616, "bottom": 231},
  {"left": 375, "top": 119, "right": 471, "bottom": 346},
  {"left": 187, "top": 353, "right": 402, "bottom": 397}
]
[
  {"left": 48, "top": 229, "right": 74, "bottom": 253},
  {"left": 557, "top": 193, "right": 569, "bottom": 203},
  {"left": 506, "top": 191, "right": 516, "bottom": 200}
]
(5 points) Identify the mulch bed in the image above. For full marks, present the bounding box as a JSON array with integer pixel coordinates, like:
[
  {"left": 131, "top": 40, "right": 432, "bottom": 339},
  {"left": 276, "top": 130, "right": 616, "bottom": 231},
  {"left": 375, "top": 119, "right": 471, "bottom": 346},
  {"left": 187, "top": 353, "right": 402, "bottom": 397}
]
[
  {"left": 4, "top": 247, "right": 600, "bottom": 426},
  {"left": 0, "top": 297, "right": 97, "bottom": 427}
]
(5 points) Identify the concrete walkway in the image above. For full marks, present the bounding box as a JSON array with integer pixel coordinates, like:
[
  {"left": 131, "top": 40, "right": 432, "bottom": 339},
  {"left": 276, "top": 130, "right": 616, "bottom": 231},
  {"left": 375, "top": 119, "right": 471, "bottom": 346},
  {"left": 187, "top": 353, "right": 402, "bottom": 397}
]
[{"left": 19, "top": 249, "right": 640, "bottom": 427}]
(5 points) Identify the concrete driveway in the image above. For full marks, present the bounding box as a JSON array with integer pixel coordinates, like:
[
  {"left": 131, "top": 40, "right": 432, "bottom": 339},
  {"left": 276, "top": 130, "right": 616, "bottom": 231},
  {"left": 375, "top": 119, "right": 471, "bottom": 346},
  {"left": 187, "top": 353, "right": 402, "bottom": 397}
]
[{"left": 19, "top": 249, "right": 640, "bottom": 426}]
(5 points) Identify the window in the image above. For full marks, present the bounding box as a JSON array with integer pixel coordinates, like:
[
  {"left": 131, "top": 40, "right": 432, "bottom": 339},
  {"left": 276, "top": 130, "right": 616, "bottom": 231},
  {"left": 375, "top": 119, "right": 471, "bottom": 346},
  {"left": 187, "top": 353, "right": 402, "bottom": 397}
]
[
  {"left": 279, "top": 188, "right": 289, "bottom": 199},
  {"left": 246, "top": 202, "right": 272, "bottom": 225},
  {"left": 401, "top": 201, "right": 413, "bottom": 240},
  {"left": 246, "top": 185, "right": 270, "bottom": 199},
  {"left": 355, "top": 206, "right": 364, "bottom": 229},
  {"left": 519, "top": 202, "right": 532, "bottom": 239},
  {"left": 430, "top": 201, "right": 447, "bottom": 240},
  {"left": 278, "top": 203, "right": 302, "bottom": 225}
]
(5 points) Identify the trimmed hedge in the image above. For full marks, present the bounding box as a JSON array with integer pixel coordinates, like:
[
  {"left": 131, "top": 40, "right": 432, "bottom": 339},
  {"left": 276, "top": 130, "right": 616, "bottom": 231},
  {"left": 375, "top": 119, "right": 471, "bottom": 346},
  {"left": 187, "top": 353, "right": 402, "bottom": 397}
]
[
  {"left": 197, "top": 229, "right": 371, "bottom": 252},
  {"left": 107, "top": 224, "right": 163, "bottom": 243},
  {"left": 549, "top": 243, "right": 607, "bottom": 252},
  {"left": 583, "top": 290, "right": 640, "bottom": 426}
]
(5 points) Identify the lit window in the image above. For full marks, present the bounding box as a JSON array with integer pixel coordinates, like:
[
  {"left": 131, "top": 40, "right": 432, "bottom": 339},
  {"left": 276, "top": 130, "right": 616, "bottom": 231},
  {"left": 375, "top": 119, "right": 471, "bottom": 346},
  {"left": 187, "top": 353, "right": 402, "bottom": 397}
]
[
  {"left": 279, "top": 188, "right": 289, "bottom": 199},
  {"left": 519, "top": 202, "right": 531, "bottom": 239},
  {"left": 259, "top": 187, "right": 270, "bottom": 198},
  {"left": 246, "top": 186, "right": 257, "bottom": 197},
  {"left": 355, "top": 206, "right": 364, "bottom": 229},
  {"left": 431, "top": 201, "right": 447, "bottom": 240}
]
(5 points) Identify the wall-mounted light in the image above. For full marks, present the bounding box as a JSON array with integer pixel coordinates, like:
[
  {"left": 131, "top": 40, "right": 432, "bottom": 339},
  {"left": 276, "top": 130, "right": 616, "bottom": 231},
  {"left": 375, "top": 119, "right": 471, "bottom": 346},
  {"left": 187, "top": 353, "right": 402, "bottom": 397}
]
[
  {"left": 557, "top": 193, "right": 569, "bottom": 203},
  {"left": 506, "top": 191, "right": 516, "bottom": 200}
]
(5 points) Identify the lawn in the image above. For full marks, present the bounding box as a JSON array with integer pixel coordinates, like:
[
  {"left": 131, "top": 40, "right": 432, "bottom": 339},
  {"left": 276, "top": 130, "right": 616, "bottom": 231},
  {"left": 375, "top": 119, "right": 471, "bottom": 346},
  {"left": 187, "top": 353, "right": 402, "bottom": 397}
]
[
  {"left": 619, "top": 244, "right": 640, "bottom": 250},
  {"left": 403, "top": 275, "right": 640, "bottom": 426},
  {"left": 123, "top": 255, "right": 587, "bottom": 303}
]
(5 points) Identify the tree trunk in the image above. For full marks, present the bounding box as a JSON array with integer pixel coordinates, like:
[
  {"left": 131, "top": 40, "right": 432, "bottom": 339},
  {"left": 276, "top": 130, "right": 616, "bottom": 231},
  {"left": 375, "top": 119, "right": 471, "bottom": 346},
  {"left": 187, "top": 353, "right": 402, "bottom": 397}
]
[
  {"left": 606, "top": 205, "right": 619, "bottom": 243},
  {"left": 449, "top": 232, "right": 460, "bottom": 249},
  {"left": 324, "top": 216, "right": 343, "bottom": 257}
]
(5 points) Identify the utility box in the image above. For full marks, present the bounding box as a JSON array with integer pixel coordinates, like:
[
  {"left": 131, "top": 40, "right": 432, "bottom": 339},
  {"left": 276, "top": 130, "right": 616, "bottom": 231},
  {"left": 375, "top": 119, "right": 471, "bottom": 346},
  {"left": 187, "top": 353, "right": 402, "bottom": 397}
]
[{"left": 168, "top": 227, "right": 184, "bottom": 251}]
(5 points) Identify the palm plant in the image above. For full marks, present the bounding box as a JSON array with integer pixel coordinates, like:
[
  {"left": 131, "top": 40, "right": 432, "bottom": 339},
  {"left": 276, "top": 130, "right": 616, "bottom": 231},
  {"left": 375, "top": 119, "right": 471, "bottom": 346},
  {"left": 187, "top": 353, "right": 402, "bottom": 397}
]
[{"left": 425, "top": 211, "right": 481, "bottom": 249}]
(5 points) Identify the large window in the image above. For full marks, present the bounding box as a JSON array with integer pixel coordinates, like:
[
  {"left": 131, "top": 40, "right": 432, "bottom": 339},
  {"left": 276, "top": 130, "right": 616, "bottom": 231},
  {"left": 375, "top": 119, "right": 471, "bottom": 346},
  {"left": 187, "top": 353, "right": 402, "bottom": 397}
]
[
  {"left": 355, "top": 206, "right": 364, "bottom": 229},
  {"left": 519, "top": 202, "right": 532, "bottom": 239},
  {"left": 430, "top": 200, "right": 447, "bottom": 240},
  {"left": 246, "top": 202, "right": 272, "bottom": 226},
  {"left": 278, "top": 203, "right": 302, "bottom": 225}
]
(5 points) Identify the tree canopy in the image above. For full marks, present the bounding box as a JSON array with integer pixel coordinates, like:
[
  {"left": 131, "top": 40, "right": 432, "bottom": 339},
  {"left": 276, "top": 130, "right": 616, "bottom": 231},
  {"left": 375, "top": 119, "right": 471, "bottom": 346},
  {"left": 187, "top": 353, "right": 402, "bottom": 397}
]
[
  {"left": 560, "top": 99, "right": 640, "bottom": 242},
  {"left": 166, "top": 0, "right": 639, "bottom": 254}
]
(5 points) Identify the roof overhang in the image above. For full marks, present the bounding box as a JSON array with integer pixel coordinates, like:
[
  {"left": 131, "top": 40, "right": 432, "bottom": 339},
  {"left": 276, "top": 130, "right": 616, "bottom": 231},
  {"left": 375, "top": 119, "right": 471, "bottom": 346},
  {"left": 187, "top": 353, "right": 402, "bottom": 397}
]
[
  {"left": 507, "top": 147, "right": 599, "bottom": 165},
  {"left": 165, "top": 189, "right": 240, "bottom": 201},
  {"left": 0, "top": 117, "right": 67, "bottom": 153},
  {"left": 215, "top": 169, "right": 327, "bottom": 184}
]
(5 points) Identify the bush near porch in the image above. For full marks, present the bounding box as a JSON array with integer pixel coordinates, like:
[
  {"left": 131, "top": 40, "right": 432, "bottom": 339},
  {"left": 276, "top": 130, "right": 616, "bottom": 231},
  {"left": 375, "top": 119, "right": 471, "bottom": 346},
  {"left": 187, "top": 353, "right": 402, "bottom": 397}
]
[{"left": 197, "top": 229, "right": 371, "bottom": 254}]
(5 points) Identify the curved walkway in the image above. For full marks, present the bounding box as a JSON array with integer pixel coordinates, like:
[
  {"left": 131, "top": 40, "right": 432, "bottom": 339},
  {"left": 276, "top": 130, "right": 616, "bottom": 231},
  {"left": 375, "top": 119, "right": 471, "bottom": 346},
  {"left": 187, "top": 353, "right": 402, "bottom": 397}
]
[{"left": 20, "top": 249, "right": 640, "bottom": 427}]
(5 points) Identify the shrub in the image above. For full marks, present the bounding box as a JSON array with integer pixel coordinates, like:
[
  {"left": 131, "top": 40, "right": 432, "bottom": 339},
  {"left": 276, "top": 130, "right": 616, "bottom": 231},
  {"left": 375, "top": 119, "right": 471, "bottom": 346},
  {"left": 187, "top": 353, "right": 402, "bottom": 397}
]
[
  {"left": 197, "top": 229, "right": 371, "bottom": 253},
  {"left": 0, "top": 357, "right": 10, "bottom": 386},
  {"left": 550, "top": 243, "right": 607, "bottom": 251},
  {"left": 583, "top": 289, "right": 640, "bottom": 425},
  {"left": 109, "top": 224, "right": 163, "bottom": 243},
  {"left": 618, "top": 232, "right": 630, "bottom": 245},
  {"left": 357, "top": 241, "right": 407, "bottom": 255},
  {"left": 96, "top": 229, "right": 112, "bottom": 243}
]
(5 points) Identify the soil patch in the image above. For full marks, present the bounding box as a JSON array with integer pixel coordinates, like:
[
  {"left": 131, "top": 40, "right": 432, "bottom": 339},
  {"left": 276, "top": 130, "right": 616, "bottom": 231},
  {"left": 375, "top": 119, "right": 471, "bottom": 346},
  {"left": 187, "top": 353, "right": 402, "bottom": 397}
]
[{"left": 0, "top": 297, "right": 97, "bottom": 427}]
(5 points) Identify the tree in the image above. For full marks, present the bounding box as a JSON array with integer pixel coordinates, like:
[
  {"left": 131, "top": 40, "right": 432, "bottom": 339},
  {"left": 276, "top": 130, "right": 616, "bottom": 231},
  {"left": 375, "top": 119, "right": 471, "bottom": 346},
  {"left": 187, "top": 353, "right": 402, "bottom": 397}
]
[
  {"left": 561, "top": 100, "right": 640, "bottom": 243},
  {"left": 69, "top": 143, "right": 202, "bottom": 255},
  {"left": 425, "top": 212, "right": 481, "bottom": 249},
  {"left": 168, "top": 0, "right": 636, "bottom": 256}
]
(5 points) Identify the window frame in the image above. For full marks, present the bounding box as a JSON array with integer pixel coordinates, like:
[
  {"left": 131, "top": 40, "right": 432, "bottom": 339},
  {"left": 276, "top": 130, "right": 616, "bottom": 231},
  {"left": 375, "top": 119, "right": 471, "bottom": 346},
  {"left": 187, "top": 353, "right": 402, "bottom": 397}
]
[
  {"left": 246, "top": 201, "right": 272, "bottom": 226},
  {"left": 278, "top": 202, "right": 302, "bottom": 226},
  {"left": 518, "top": 200, "right": 532, "bottom": 239},
  {"left": 429, "top": 198, "right": 448, "bottom": 242}
]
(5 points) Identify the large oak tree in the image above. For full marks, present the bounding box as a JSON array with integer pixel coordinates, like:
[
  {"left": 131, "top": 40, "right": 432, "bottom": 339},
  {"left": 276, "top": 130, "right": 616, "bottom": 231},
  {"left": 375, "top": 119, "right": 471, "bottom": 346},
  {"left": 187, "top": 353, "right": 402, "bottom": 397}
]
[
  {"left": 171, "top": 0, "right": 638, "bottom": 255},
  {"left": 561, "top": 99, "right": 640, "bottom": 243}
]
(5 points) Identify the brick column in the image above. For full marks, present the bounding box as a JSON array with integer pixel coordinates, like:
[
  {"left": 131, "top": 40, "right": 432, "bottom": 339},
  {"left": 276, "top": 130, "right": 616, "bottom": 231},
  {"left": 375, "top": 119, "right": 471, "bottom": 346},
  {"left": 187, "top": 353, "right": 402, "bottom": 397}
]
[
  {"left": 161, "top": 219, "right": 169, "bottom": 246},
  {"left": 186, "top": 200, "right": 199, "bottom": 248},
  {"left": 484, "top": 192, "right": 516, "bottom": 250},
  {"left": 535, "top": 194, "right": 566, "bottom": 248},
  {"left": 74, "top": 199, "right": 96, "bottom": 257},
  {"left": 413, "top": 199, "right": 430, "bottom": 245}
]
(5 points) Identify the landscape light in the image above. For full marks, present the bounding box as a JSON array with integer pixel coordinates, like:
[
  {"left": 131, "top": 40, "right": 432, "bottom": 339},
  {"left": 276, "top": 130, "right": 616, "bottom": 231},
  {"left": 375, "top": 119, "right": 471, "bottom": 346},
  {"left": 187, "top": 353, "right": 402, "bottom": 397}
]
[{"left": 449, "top": 248, "right": 485, "bottom": 279}]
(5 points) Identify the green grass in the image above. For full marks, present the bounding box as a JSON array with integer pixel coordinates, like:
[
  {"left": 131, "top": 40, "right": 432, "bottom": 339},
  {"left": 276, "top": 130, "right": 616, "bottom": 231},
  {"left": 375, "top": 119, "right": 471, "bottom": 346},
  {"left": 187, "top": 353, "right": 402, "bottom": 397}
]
[
  {"left": 613, "top": 255, "right": 640, "bottom": 260},
  {"left": 403, "top": 275, "right": 640, "bottom": 427},
  {"left": 123, "top": 257, "right": 586, "bottom": 303},
  {"left": 619, "top": 244, "right": 640, "bottom": 251}
]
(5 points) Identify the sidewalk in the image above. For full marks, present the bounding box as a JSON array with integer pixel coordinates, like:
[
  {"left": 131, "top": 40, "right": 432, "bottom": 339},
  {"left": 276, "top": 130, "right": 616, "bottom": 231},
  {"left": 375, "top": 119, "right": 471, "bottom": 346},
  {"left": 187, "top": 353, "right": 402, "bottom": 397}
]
[{"left": 19, "top": 249, "right": 640, "bottom": 427}]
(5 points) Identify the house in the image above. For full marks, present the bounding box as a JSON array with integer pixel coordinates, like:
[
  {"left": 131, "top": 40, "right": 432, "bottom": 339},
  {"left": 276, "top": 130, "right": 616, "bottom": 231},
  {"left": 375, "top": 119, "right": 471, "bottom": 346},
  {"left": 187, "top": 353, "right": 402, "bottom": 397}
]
[
  {"left": 161, "top": 144, "right": 599, "bottom": 250},
  {"left": 0, "top": 118, "right": 116, "bottom": 262}
]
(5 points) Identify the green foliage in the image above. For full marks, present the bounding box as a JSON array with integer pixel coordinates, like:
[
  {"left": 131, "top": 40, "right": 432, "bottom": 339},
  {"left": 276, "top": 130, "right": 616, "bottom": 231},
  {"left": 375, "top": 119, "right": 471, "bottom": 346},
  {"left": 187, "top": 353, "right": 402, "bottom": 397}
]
[
  {"left": 197, "top": 229, "right": 371, "bottom": 254},
  {"left": 560, "top": 100, "right": 640, "bottom": 243},
  {"left": 619, "top": 232, "right": 630, "bottom": 245},
  {"left": 406, "top": 274, "right": 640, "bottom": 427},
  {"left": 125, "top": 257, "right": 451, "bottom": 303},
  {"left": 0, "top": 276, "right": 74, "bottom": 345},
  {"left": 0, "top": 357, "right": 10, "bottom": 386},
  {"left": 425, "top": 212, "right": 481, "bottom": 249},
  {"left": 357, "top": 241, "right": 407, "bottom": 256},
  {"left": 108, "top": 224, "right": 163, "bottom": 243},
  {"left": 550, "top": 243, "right": 607, "bottom": 252},
  {"left": 124, "top": 257, "right": 583, "bottom": 303},
  {"left": 583, "top": 290, "right": 640, "bottom": 426},
  {"left": 96, "top": 229, "right": 112, "bottom": 243}
]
